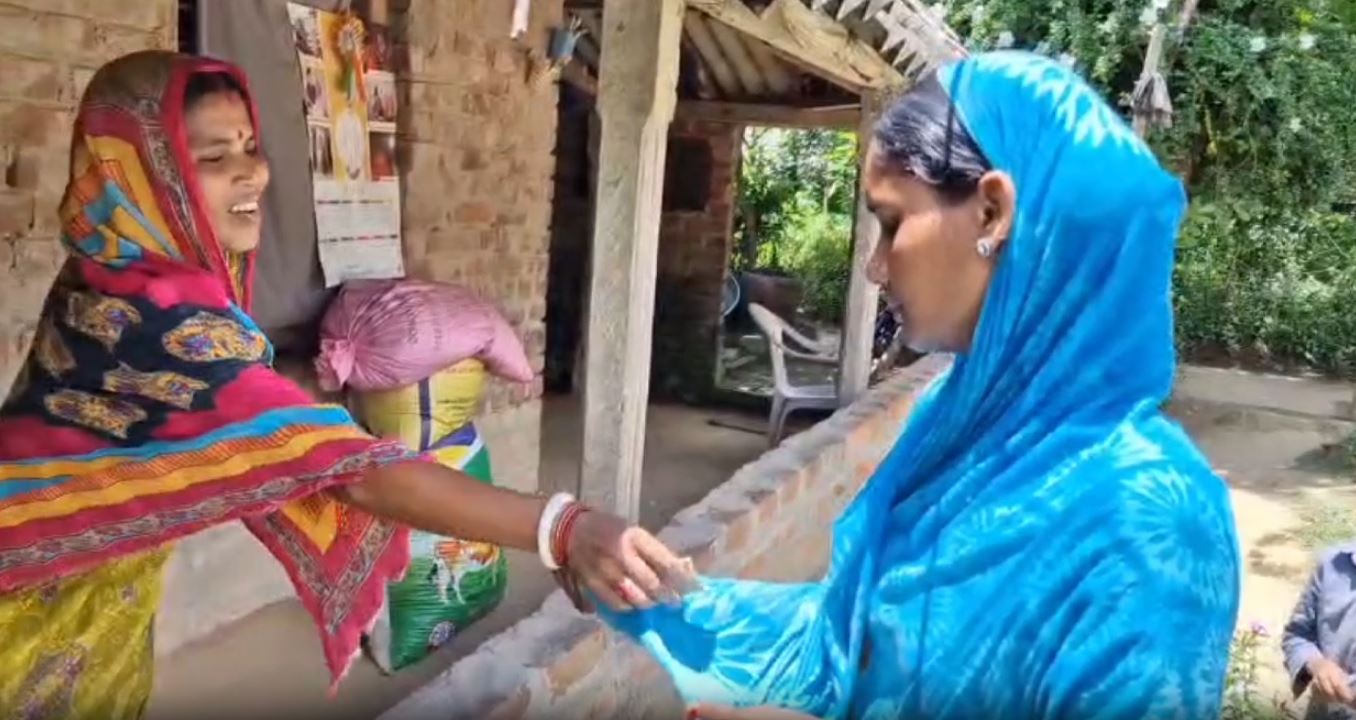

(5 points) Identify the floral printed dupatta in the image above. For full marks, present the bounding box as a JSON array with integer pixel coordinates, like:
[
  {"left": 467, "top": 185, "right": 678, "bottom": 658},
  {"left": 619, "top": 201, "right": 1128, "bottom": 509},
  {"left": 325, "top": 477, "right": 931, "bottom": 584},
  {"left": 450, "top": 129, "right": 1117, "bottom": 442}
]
[{"left": 0, "top": 51, "right": 416, "bottom": 687}]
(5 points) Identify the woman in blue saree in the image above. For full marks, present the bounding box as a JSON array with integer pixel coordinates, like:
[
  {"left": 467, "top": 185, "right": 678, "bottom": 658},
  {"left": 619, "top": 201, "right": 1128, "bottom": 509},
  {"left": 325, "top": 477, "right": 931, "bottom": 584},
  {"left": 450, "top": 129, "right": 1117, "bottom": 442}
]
[{"left": 602, "top": 52, "right": 1241, "bottom": 720}]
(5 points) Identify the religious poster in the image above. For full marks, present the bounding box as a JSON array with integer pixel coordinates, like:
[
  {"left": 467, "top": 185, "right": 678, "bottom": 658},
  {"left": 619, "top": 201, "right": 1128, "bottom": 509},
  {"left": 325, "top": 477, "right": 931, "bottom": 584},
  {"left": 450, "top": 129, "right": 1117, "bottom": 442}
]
[{"left": 287, "top": 2, "right": 404, "bottom": 287}]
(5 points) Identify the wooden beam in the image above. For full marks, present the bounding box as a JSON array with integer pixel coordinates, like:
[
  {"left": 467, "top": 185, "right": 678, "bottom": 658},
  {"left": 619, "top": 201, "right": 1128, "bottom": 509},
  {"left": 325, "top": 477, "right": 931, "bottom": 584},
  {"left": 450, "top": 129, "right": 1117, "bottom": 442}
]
[
  {"left": 580, "top": 0, "right": 684, "bottom": 522},
  {"left": 838, "top": 90, "right": 889, "bottom": 404},
  {"left": 688, "top": 0, "right": 904, "bottom": 92},
  {"left": 675, "top": 100, "right": 859, "bottom": 128}
]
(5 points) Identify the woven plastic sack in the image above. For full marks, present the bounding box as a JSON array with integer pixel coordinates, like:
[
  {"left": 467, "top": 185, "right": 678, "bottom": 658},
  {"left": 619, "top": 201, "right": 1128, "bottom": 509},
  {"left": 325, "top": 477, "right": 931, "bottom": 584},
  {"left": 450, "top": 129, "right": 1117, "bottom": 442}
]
[
  {"left": 316, "top": 279, "right": 534, "bottom": 392},
  {"left": 358, "top": 360, "right": 509, "bottom": 672}
]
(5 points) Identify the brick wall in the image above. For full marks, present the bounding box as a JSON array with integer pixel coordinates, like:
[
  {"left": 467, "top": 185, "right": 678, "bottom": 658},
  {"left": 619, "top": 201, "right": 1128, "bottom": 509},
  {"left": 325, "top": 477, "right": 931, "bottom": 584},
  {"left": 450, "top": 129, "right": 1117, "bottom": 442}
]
[
  {"left": 388, "top": 0, "right": 565, "bottom": 493},
  {"left": 0, "top": 0, "right": 178, "bottom": 399},
  {"left": 379, "top": 356, "right": 950, "bottom": 720},
  {"left": 392, "top": 0, "right": 556, "bottom": 418},
  {"left": 651, "top": 120, "right": 741, "bottom": 402}
]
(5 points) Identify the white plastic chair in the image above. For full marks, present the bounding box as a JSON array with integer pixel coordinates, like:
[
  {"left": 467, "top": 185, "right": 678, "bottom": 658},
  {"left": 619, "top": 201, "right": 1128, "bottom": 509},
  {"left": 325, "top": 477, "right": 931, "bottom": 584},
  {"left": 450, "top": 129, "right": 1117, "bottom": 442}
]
[{"left": 746, "top": 303, "right": 839, "bottom": 447}]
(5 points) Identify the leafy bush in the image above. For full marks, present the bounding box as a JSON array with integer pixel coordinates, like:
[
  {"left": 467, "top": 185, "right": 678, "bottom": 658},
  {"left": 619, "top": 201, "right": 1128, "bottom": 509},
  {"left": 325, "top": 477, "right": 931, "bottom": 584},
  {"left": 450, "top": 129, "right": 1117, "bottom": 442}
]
[
  {"left": 736, "top": 128, "right": 858, "bottom": 321},
  {"left": 779, "top": 206, "right": 854, "bottom": 323},
  {"left": 1223, "top": 622, "right": 1293, "bottom": 720},
  {"left": 1175, "top": 203, "right": 1356, "bottom": 374}
]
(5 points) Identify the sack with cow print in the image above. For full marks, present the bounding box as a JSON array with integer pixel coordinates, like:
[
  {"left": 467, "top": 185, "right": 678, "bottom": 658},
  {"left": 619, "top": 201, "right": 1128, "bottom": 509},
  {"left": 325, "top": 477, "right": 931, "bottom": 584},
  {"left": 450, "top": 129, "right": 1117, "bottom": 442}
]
[{"left": 355, "top": 359, "right": 510, "bottom": 673}]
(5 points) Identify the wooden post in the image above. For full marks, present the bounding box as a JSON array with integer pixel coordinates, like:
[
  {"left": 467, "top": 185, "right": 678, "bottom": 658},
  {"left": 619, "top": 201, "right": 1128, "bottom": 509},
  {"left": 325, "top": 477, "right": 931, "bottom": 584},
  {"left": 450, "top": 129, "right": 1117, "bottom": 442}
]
[
  {"left": 838, "top": 90, "right": 887, "bottom": 405},
  {"left": 1132, "top": 0, "right": 1199, "bottom": 136},
  {"left": 579, "top": 0, "right": 684, "bottom": 522}
]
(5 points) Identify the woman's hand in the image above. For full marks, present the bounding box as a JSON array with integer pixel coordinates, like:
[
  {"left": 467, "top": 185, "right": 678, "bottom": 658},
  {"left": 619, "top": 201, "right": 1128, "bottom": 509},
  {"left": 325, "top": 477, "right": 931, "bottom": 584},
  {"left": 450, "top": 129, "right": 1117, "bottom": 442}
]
[
  {"left": 564, "top": 509, "right": 696, "bottom": 612},
  {"left": 687, "top": 703, "right": 818, "bottom": 720},
  {"left": 342, "top": 461, "right": 698, "bottom": 612},
  {"left": 1308, "top": 656, "right": 1355, "bottom": 706}
]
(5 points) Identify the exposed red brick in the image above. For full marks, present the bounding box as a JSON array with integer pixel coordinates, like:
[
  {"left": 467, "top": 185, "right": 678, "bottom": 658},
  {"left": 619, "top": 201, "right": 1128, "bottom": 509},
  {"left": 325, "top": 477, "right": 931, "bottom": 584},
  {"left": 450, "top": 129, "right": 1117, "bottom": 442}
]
[{"left": 0, "top": 1, "right": 176, "bottom": 400}]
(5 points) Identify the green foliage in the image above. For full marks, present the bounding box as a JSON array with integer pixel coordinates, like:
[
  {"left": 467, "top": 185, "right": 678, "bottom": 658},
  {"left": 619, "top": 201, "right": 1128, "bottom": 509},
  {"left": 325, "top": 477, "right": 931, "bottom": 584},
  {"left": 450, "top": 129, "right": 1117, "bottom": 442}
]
[
  {"left": 779, "top": 205, "right": 854, "bottom": 323},
  {"left": 1223, "top": 623, "right": 1293, "bottom": 720},
  {"left": 940, "top": 0, "right": 1356, "bottom": 376},
  {"left": 1175, "top": 202, "right": 1356, "bottom": 374},
  {"left": 734, "top": 1, "right": 1356, "bottom": 360},
  {"left": 736, "top": 128, "right": 858, "bottom": 321}
]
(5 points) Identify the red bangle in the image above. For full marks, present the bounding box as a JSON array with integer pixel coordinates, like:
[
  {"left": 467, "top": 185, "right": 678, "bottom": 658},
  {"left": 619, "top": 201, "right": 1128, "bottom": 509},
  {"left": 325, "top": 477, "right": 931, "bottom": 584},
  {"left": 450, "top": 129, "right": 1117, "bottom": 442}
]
[
  {"left": 551, "top": 502, "right": 587, "bottom": 569},
  {"left": 549, "top": 502, "right": 571, "bottom": 566},
  {"left": 553, "top": 504, "right": 583, "bottom": 567}
]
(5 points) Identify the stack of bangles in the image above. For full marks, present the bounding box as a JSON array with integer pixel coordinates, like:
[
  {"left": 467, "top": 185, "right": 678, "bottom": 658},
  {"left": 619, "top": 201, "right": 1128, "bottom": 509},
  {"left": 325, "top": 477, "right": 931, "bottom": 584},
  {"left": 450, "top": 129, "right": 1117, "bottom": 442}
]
[{"left": 536, "top": 492, "right": 594, "bottom": 609}]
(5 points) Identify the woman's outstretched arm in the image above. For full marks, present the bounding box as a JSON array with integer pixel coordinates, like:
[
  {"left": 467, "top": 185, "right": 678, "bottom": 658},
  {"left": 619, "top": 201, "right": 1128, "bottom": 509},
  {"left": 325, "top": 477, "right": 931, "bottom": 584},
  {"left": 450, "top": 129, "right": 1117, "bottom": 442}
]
[
  {"left": 338, "top": 460, "right": 692, "bottom": 611},
  {"left": 341, "top": 460, "right": 545, "bottom": 550}
]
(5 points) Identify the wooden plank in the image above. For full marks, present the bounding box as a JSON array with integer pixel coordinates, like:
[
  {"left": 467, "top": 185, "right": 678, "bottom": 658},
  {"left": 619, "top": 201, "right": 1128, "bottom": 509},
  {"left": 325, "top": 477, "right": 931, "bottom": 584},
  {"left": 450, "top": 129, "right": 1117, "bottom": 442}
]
[
  {"left": 688, "top": 0, "right": 904, "bottom": 91},
  {"left": 685, "top": 12, "right": 746, "bottom": 98},
  {"left": 675, "top": 100, "right": 859, "bottom": 128},
  {"left": 838, "top": 89, "right": 889, "bottom": 404},
  {"left": 705, "top": 16, "right": 771, "bottom": 96},
  {"left": 580, "top": 0, "right": 684, "bottom": 522}
]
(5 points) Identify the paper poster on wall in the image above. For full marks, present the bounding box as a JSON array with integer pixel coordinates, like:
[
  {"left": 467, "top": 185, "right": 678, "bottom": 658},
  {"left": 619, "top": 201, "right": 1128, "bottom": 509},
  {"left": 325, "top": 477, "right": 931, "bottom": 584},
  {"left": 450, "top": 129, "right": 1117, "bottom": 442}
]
[{"left": 287, "top": 2, "right": 404, "bottom": 287}]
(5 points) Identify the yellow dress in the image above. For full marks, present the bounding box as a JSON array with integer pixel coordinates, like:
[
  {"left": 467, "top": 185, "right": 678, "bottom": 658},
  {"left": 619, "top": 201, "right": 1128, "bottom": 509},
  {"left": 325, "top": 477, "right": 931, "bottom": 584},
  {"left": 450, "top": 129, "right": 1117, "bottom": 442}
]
[{"left": 0, "top": 547, "right": 170, "bottom": 720}]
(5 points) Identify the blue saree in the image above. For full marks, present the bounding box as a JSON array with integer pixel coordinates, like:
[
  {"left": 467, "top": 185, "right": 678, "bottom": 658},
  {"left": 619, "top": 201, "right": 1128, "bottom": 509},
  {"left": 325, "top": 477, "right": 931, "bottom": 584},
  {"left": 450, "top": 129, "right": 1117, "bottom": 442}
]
[{"left": 602, "top": 52, "right": 1241, "bottom": 719}]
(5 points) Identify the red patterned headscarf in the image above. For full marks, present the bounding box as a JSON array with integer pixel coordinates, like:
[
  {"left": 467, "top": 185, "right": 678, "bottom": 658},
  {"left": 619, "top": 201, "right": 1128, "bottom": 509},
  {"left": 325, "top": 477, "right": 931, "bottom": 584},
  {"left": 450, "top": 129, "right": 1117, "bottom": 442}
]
[{"left": 0, "top": 51, "right": 416, "bottom": 688}]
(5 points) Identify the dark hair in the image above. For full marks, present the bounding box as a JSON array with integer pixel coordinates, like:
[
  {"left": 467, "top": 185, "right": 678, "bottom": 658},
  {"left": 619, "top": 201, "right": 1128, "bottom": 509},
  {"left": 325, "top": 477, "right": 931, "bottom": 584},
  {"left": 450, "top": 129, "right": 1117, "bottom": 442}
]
[
  {"left": 184, "top": 71, "right": 246, "bottom": 112},
  {"left": 872, "top": 73, "right": 992, "bottom": 203}
]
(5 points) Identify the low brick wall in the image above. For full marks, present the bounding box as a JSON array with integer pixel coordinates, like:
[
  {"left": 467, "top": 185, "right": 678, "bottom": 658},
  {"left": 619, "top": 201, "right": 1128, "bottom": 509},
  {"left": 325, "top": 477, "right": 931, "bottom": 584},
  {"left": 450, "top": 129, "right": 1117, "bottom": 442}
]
[{"left": 379, "top": 356, "right": 949, "bottom": 720}]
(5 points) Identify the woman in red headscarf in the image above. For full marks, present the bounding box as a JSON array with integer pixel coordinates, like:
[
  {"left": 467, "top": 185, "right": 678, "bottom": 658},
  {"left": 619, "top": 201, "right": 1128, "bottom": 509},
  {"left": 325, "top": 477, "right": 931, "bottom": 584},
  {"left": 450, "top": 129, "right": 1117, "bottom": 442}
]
[{"left": 0, "top": 51, "right": 688, "bottom": 718}]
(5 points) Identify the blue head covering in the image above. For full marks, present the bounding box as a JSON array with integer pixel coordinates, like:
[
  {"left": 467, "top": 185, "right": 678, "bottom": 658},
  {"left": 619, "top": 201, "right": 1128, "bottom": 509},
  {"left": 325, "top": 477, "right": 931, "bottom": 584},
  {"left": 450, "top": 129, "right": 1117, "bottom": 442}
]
[{"left": 602, "top": 52, "right": 1240, "bottom": 719}]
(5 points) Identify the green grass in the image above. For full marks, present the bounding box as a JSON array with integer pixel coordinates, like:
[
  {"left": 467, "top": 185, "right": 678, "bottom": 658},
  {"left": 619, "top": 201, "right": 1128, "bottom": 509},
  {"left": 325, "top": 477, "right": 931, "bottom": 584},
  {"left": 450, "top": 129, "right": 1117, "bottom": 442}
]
[{"left": 1293, "top": 502, "right": 1356, "bottom": 551}]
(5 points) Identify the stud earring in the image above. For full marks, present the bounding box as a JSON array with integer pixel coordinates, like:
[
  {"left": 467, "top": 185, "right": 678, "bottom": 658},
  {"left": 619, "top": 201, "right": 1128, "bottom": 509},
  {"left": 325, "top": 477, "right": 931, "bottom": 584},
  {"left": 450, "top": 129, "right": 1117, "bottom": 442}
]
[{"left": 976, "top": 237, "right": 995, "bottom": 258}]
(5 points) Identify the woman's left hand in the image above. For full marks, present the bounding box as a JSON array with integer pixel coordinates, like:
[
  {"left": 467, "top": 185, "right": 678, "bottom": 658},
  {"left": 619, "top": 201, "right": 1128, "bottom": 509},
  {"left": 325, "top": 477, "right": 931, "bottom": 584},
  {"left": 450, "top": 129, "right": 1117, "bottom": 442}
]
[
  {"left": 564, "top": 509, "right": 696, "bottom": 612},
  {"left": 687, "top": 703, "right": 818, "bottom": 720}
]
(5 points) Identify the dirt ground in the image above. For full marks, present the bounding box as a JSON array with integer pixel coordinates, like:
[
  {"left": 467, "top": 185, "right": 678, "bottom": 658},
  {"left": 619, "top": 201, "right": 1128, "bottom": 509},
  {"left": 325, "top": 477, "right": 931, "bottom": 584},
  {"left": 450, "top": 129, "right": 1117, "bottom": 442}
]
[{"left": 1170, "top": 392, "right": 1356, "bottom": 714}]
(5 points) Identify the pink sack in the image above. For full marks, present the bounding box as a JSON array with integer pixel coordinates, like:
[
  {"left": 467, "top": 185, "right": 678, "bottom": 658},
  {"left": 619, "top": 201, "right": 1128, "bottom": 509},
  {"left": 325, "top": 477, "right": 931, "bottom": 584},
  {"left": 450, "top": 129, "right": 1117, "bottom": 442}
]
[{"left": 315, "top": 279, "right": 534, "bottom": 392}]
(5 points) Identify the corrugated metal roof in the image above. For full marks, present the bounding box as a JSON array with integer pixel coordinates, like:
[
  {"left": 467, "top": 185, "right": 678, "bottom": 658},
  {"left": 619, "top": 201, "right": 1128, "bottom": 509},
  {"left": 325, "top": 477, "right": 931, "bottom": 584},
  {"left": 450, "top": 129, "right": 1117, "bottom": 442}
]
[{"left": 566, "top": 0, "right": 964, "bottom": 105}]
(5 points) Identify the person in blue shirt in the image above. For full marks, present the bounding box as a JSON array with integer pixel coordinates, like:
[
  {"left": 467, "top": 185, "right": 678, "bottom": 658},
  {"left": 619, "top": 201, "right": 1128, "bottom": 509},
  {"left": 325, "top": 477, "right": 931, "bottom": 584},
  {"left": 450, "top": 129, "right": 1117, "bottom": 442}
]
[{"left": 1284, "top": 541, "right": 1356, "bottom": 719}]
